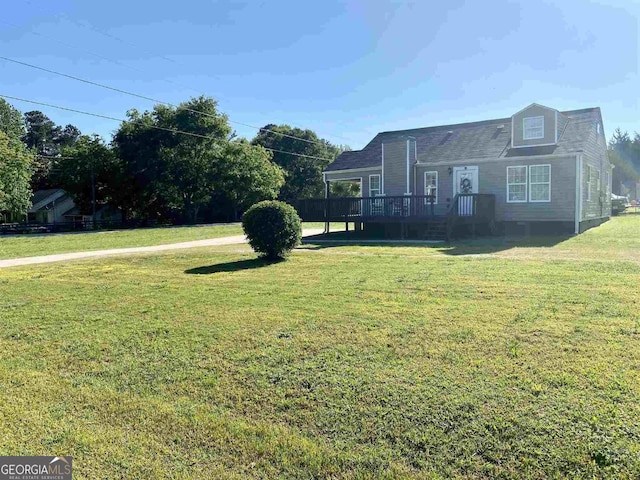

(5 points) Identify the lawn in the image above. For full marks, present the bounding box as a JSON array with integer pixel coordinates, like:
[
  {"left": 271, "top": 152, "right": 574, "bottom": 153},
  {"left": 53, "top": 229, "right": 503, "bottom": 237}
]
[
  {"left": 0, "top": 222, "right": 332, "bottom": 260},
  {"left": 0, "top": 217, "right": 639, "bottom": 478}
]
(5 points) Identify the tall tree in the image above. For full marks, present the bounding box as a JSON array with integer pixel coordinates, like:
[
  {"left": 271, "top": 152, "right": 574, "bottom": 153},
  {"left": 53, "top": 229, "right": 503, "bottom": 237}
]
[
  {"left": 22, "top": 110, "right": 60, "bottom": 155},
  {"left": 113, "top": 96, "right": 283, "bottom": 222},
  {"left": 0, "top": 99, "right": 25, "bottom": 140},
  {"left": 113, "top": 97, "right": 232, "bottom": 220},
  {"left": 22, "top": 111, "right": 82, "bottom": 190},
  {"left": 58, "top": 135, "right": 122, "bottom": 214},
  {"left": 56, "top": 124, "right": 82, "bottom": 148},
  {"left": 251, "top": 125, "right": 342, "bottom": 203},
  {"left": 0, "top": 131, "right": 33, "bottom": 219}
]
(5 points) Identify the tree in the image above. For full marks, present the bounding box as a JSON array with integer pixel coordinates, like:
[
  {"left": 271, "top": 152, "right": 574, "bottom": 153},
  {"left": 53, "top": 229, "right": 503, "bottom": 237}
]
[
  {"left": 0, "top": 99, "right": 25, "bottom": 139},
  {"left": 330, "top": 180, "right": 360, "bottom": 197},
  {"left": 113, "top": 96, "right": 284, "bottom": 222},
  {"left": 215, "top": 140, "right": 284, "bottom": 215},
  {"left": 251, "top": 125, "right": 342, "bottom": 203},
  {"left": 113, "top": 97, "right": 232, "bottom": 221},
  {"left": 22, "top": 111, "right": 82, "bottom": 190},
  {"left": 22, "top": 110, "right": 60, "bottom": 156},
  {"left": 0, "top": 131, "right": 33, "bottom": 219},
  {"left": 58, "top": 135, "right": 122, "bottom": 214},
  {"left": 608, "top": 128, "right": 640, "bottom": 194},
  {"left": 56, "top": 124, "right": 81, "bottom": 148}
]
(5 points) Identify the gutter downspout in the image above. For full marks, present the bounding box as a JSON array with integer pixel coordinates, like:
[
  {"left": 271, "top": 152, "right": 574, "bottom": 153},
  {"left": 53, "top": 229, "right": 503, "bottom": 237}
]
[
  {"left": 406, "top": 139, "right": 411, "bottom": 194},
  {"left": 381, "top": 143, "right": 385, "bottom": 195},
  {"left": 575, "top": 154, "right": 583, "bottom": 234},
  {"left": 413, "top": 139, "right": 418, "bottom": 194}
]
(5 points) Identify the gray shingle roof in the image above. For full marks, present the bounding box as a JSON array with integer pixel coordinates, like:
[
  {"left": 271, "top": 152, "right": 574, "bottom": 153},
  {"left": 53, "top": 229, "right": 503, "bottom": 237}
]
[
  {"left": 324, "top": 107, "right": 601, "bottom": 172},
  {"left": 31, "top": 189, "right": 65, "bottom": 206},
  {"left": 29, "top": 189, "right": 69, "bottom": 212}
]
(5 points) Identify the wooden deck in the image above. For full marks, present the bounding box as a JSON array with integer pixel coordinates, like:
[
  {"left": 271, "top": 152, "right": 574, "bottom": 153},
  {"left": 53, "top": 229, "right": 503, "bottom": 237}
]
[{"left": 292, "top": 194, "right": 496, "bottom": 240}]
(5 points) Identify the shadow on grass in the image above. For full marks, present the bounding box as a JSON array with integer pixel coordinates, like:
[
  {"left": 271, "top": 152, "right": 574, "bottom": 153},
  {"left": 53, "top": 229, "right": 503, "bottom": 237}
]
[
  {"left": 185, "top": 257, "right": 284, "bottom": 275},
  {"left": 301, "top": 231, "right": 572, "bottom": 255}
]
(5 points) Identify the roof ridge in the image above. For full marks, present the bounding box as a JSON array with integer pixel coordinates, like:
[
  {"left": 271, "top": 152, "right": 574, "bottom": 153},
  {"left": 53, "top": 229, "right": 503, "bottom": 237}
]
[
  {"left": 375, "top": 107, "right": 599, "bottom": 137},
  {"left": 561, "top": 107, "right": 599, "bottom": 115},
  {"left": 378, "top": 117, "right": 511, "bottom": 135}
]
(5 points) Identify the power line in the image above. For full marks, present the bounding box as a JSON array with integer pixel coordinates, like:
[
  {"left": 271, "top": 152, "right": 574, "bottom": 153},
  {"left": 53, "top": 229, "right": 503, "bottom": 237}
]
[
  {"left": 13, "top": 0, "right": 360, "bottom": 141},
  {"left": 0, "top": 56, "right": 336, "bottom": 149},
  {"left": 0, "top": 19, "right": 203, "bottom": 98},
  {"left": 21, "top": 0, "right": 181, "bottom": 67},
  {"left": 2, "top": 8, "right": 357, "bottom": 144},
  {"left": 0, "top": 94, "right": 335, "bottom": 162}
]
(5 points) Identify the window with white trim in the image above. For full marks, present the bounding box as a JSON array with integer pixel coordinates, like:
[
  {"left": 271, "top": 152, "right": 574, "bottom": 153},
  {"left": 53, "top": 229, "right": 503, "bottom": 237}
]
[
  {"left": 507, "top": 166, "right": 527, "bottom": 202},
  {"left": 529, "top": 165, "right": 551, "bottom": 202},
  {"left": 369, "top": 174, "right": 381, "bottom": 197},
  {"left": 586, "top": 166, "right": 592, "bottom": 201},
  {"left": 523, "top": 116, "right": 544, "bottom": 140},
  {"left": 424, "top": 171, "right": 438, "bottom": 204}
]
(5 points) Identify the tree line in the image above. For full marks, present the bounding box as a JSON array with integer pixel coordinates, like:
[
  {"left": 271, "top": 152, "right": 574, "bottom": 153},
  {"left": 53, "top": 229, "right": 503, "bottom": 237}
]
[
  {"left": 608, "top": 128, "right": 640, "bottom": 195},
  {"left": 0, "top": 96, "right": 355, "bottom": 224}
]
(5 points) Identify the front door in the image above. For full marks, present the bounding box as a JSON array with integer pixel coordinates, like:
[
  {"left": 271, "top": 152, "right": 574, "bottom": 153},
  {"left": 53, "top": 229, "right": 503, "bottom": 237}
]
[{"left": 453, "top": 166, "right": 479, "bottom": 216}]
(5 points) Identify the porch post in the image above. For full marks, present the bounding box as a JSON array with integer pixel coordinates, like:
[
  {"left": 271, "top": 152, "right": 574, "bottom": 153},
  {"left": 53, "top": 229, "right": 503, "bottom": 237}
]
[{"left": 324, "top": 180, "right": 330, "bottom": 234}]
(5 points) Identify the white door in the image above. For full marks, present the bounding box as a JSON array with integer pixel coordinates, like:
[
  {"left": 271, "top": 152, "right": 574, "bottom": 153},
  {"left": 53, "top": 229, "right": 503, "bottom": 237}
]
[{"left": 453, "top": 166, "right": 479, "bottom": 216}]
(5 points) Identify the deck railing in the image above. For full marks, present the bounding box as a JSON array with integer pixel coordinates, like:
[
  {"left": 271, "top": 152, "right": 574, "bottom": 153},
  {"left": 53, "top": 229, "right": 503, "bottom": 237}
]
[
  {"left": 293, "top": 195, "right": 440, "bottom": 222},
  {"left": 293, "top": 194, "right": 495, "bottom": 223},
  {"left": 445, "top": 194, "right": 496, "bottom": 239}
]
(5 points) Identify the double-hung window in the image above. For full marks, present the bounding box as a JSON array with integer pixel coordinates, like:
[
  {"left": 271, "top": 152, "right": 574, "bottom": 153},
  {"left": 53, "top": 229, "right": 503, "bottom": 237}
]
[
  {"left": 424, "top": 171, "right": 438, "bottom": 204},
  {"left": 369, "top": 174, "right": 381, "bottom": 197},
  {"left": 507, "top": 166, "right": 527, "bottom": 203},
  {"left": 523, "top": 116, "right": 544, "bottom": 140},
  {"left": 529, "top": 165, "right": 551, "bottom": 202}
]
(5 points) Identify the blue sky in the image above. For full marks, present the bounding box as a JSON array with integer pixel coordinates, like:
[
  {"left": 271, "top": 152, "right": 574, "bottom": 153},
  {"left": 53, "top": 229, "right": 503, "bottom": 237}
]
[{"left": 2, "top": 0, "right": 638, "bottom": 149}]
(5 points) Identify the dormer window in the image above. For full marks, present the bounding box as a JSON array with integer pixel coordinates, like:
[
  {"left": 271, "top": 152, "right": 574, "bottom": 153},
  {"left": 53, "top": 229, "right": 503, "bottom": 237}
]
[{"left": 523, "top": 116, "right": 544, "bottom": 140}]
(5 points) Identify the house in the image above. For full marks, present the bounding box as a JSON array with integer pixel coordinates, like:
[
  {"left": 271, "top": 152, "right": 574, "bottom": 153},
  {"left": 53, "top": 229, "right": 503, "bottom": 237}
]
[
  {"left": 300, "top": 103, "right": 611, "bottom": 238},
  {"left": 25, "top": 189, "right": 121, "bottom": 226},
  {"left": 27, "top": 189, "right": 76, "bottom": 224},
  {"left": 62, "top": 205, "right": 122, "bottom": 224}
]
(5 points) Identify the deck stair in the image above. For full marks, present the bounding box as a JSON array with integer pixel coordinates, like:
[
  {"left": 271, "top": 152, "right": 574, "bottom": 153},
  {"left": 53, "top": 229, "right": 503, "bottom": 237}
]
[{"left": 424, "top": 219, "right": 447, "bottom": 240}]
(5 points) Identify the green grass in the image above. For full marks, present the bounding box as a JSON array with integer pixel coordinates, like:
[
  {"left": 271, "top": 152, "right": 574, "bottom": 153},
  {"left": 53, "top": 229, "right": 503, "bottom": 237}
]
[
  {"left": 309, "top": 215, "right": 640, "bottom": 262},
  {"left": 0, "top": 216, "right": 639, "bottom": 478},
  {"left": 0, "top": 222, "right": 332, "bottom": 260}
]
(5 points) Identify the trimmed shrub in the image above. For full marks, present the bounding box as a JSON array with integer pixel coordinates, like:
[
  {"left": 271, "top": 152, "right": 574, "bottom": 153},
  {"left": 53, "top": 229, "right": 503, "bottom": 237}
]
[{"left": 242, "top": 201, "right": 302, "bottom": 259}]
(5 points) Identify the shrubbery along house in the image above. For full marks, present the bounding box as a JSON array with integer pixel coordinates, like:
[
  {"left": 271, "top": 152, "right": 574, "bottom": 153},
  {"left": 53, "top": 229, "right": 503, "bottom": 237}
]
[{"left": 295, "top": 103, "right": 611, "bottom": 239}]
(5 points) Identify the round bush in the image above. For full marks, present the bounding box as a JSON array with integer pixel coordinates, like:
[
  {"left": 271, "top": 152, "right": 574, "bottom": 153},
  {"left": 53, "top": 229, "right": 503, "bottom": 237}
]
[{"left": 242, "top": 201, "right": 302, "bottom": 259}]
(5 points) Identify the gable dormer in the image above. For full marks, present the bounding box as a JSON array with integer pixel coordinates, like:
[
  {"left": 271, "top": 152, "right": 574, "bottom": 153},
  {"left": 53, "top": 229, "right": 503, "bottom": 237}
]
[{"left": 511, "top": 103, "right": 559, "bottom": 148}]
